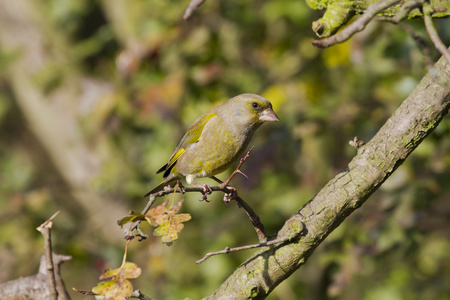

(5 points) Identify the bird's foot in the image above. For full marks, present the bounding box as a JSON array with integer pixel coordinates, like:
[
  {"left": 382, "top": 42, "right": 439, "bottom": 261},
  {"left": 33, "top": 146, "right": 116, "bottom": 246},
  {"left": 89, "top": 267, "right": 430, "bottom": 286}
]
[
  {"left": 176, "top": 180, "right": 186, "bottom": 194},
  {"left": 194, "top": 182, "right": 212, "bottom": 202},
  {"left": 222, "top": 186, "right": 238, "bottom": 206}
]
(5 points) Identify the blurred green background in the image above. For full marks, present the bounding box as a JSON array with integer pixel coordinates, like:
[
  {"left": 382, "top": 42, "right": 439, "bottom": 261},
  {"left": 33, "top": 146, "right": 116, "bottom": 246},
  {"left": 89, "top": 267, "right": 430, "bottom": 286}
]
[{"left": 0, "top": 0, "right": 449, "bottom": 299}]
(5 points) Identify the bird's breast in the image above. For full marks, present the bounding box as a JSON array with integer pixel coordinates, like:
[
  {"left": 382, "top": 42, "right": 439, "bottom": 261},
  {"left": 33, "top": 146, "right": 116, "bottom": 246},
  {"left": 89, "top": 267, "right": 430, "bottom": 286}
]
[{"left": 176, "top": 119, "right": 251, "bottom": 178}]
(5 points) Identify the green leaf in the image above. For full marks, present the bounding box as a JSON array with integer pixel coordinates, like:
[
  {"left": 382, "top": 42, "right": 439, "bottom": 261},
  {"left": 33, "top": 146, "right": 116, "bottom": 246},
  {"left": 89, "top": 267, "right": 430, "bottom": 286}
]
[{"left": 117, "top": 210, "right": 146, "bottom": 227}]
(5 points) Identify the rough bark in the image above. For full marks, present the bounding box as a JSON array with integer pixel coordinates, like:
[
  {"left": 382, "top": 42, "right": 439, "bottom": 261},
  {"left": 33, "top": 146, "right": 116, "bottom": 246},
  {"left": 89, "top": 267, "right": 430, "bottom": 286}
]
[
  {"left": 0, "top": 255, "right": 71, "bottom": 300},
  {"left": 204, "top": 53, "right": 450, "bottom": 299}
]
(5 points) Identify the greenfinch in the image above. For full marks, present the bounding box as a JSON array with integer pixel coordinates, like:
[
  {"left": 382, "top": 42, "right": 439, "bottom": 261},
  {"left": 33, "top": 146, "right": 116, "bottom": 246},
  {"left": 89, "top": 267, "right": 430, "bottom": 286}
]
[{"left": 145, "top": 93, "right": 279, "bottom": 197}]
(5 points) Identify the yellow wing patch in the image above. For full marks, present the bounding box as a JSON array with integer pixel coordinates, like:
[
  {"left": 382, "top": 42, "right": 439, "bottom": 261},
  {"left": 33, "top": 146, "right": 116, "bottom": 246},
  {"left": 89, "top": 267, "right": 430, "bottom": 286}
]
[
  {"left": 160, "top": 112, "right": 217, "bottom": 178},
  {"left": 165, "top": 148, "right": 185, "bottom": 176}
]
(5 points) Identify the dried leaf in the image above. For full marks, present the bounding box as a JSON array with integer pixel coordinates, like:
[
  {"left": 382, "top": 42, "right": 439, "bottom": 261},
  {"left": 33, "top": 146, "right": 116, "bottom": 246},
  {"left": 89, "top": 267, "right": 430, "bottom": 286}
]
[
  {"left": 145, "top": 200, "right": 169, "bottom": 226},
  {"left": 167, "top": 198, "right": 184, "bottom": 213}
]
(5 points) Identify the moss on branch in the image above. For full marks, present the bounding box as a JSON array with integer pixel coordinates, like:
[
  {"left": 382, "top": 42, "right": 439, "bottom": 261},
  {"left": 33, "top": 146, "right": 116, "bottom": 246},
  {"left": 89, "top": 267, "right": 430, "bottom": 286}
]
[{"left": 307, "top": 0, "right": 450, "bottom": 37}]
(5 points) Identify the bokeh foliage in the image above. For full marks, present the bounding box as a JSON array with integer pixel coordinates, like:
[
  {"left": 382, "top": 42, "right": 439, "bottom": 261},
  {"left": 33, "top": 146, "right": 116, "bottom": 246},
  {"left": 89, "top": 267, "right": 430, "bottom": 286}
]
[{"left": 0, "top": 0, "right": 449, "bottom": 299}]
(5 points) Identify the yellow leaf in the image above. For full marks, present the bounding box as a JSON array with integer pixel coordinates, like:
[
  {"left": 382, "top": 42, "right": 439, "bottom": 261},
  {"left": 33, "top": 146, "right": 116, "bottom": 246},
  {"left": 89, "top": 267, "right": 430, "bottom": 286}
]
[
  {"left": 99, "top": 262, "right": 141, "bottom": 280},
  {"left": 121, "top": 262, "right": 142, "bottom": 279},
  {"left": 92, "top": 279, "right": 133, "bottom": 299}
]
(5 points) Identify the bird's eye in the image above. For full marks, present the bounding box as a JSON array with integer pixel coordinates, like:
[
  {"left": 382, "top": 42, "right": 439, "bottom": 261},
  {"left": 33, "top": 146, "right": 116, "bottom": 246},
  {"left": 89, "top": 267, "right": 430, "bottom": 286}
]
[{"left": 252, "top": 102, "right": 258, "bottom": 108}]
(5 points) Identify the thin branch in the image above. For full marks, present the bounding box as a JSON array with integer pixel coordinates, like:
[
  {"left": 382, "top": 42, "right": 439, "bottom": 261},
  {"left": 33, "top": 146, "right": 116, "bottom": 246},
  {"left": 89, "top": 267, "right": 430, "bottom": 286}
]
[
  {"left": 196, "top": 223, "right": 305, "bottom": 264},
  {"left": 72, "top": 288, "right": 95, "bottom": 296},
  {"left": 135, "top": 185, "right": 267, "bottom": 243},
  {"left": 312, "top": 0, "right": 402, "bottom": 48},
  {"left": 37, "top": 211, "right": 60, "bottom": 300},
  {"left": 397, "top": 23, "right": 435, "bottom": 69},
  {"left": 348, "top": 136, "right": 365, "bottom": 149},
  {"left": 219, "top": 147, "right": 253, "bottom": 188},
  {"left": 134, "top": 148, "right": 267, "bottom": 242},
  {"left": 183, "top": 0, "right": 207, "bottom": 20},
  {"left": 130, "top": 289, "right": 156, "bottom": 300},
  {"left": 423, "top": 2, "right": 450, "bottom": 65},
  {"left": 233, "top": 196, "right": 267, "bottom": 242}
]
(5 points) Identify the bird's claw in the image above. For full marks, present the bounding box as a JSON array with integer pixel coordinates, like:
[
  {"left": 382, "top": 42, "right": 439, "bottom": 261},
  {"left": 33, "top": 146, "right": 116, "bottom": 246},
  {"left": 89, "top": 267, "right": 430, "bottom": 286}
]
[
  {"left": 176, "top": 180, "right": 186, "bottom": 194},
  {"left": 223, "top": 186, "right": 238, "bottom": 206},
  {"left": 198, "top": 183, "right": 212, "bottom": 202}
]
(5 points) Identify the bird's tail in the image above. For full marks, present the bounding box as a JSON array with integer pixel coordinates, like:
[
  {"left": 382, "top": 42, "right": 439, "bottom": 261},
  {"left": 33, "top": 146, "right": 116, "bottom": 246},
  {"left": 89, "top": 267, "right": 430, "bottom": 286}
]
[{"left": 143, "top": 175, "right": 177, "bottom": 197}]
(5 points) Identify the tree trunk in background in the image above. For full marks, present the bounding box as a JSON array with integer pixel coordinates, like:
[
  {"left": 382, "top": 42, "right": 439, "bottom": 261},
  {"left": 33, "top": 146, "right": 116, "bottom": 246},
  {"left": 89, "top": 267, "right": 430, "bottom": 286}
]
[{"left": 0, "top": 0, "right": 126, "bottom": 238}]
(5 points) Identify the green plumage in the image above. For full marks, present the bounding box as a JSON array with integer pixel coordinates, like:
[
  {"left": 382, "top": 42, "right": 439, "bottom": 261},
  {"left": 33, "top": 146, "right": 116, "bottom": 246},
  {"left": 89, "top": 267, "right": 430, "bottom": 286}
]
[{"left": 145, "top": 93, "right": 279, "bottom": 197}]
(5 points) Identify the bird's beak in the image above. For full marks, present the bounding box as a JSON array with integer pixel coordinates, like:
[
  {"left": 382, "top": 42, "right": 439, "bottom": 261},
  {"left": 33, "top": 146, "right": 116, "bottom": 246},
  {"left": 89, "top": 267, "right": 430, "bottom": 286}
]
[{"left": 259, "top": 108, "right": 280, "bottom": 122}]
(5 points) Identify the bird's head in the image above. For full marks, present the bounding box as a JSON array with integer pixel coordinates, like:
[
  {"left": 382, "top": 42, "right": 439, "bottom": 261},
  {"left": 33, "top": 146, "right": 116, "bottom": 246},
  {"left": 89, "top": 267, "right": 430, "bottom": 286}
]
[{"left": 227, "top": 94, "right": 280, "bottom": 127}]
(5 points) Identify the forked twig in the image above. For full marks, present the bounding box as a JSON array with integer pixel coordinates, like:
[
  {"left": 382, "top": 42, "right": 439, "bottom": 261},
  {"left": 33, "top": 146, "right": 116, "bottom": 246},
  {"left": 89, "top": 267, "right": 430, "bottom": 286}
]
[
  {"left": 195, "top": 237, "right": 284, "bottom": 264},
  {"left": 196, "top": 218, "right": 306, "bottom": 263}
]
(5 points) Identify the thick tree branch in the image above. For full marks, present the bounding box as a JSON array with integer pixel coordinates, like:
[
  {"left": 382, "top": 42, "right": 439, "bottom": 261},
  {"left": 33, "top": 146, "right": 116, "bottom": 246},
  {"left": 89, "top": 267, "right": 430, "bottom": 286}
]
[
  {"left": 312, "top": 0, "right": 402, "bottom": 47},
  {"left": 377, "top": 0, "right": 425, "bottom": 23},
  {"left": 203, "top": 52, "right": 450, "bottom": 299},
  {"left": 308, "top": 0, "right": 450, "bottom": 38}
]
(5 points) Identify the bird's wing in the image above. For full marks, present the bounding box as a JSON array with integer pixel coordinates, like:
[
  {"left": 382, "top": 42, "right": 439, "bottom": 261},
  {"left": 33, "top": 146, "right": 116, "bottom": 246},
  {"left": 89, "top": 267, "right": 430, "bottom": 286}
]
[{"left": 158, "top": 112, "right": 217, "bottom": 178}]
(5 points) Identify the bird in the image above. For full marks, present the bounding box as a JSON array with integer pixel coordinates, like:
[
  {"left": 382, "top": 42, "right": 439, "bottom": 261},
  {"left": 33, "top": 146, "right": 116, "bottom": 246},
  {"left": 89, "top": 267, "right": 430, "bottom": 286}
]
[{"left": 144, "top": 93, "right": 279, "bottom": 198}]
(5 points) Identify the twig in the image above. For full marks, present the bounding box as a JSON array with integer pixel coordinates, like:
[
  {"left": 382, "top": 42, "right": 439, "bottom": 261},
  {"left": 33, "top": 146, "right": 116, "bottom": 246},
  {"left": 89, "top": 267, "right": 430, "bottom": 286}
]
[
  {"left": 130, "top": 289, "right": 155, "bottom": 300},
  {"left": 142, "top": 147, "right": 254, "bottom": 209},
  {"left": 423, "top": 3, "right": 450, "bottom": 65},
  {"left": 195, "top": 229, "right": 304, "bottom": 264},
  {"left": 312, "top": 0, "right": 402, "bottom": 48},
  {"left": 141, "top": 194, "right": 158, "bottom": 216},
  {"left": 36, "top": 211, "right": 60, "bottom": 300},
  {"left": 349, "top": 136, "right": 365, "bottom": 149},
  {"left": 397, "top": 23, "right": 434, "bottom": 69},
  {"left": 183, "top": 0, "right": 207, "bottom": 20},
  {"left": 72, "top": 288, "right": 95, "bottom": 295},
  {"left": 219, "top": 147, "right": 253, "bottom": 188},
  {"left": 135, "top": 195, "right": 267, "bottom": 244},
  {"left": 133, "top": 148, "right": 267, "bottom": 242},
  {"left": 234, "top": 196, "right": 267, "bottom": 242}
]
